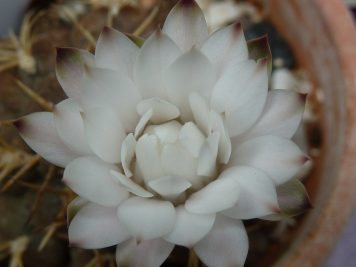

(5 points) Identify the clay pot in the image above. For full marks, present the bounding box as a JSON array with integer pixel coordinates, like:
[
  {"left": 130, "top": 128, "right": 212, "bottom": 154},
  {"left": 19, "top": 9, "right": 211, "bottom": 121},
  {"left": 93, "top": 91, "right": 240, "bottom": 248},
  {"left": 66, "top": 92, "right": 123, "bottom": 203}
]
[{"left": 256, "top": 0, "right": 356, "bottom": 266}]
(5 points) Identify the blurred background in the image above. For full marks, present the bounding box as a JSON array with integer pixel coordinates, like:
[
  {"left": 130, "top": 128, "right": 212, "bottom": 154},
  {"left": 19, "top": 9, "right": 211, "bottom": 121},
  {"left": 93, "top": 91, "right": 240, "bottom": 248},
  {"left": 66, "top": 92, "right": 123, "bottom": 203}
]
[{"left": 0, "top": 0, "right": 355, "bottom": 267}]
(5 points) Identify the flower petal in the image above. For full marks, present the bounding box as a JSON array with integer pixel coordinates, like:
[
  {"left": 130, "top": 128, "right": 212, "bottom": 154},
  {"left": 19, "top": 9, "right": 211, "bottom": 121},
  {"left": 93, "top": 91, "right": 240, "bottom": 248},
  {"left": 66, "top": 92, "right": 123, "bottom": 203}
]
[
  {"left": 145, "top": 121, "right": 182, "bottom": 144},
  {"left": 237, "top": 90, "right": 306, "bottom": 142},
  {"left": 134, "top": 109, "right": 153, "bottom": 138},
  {"left": 275, "top": 178, "right": 312, "bottom": 217},
  {"left": 220, "top": 166, "right": 279, "bottom": 219},
  {"left": 137, "top": 98, "right": 180, "bottom": 124},
  {"left": 185, "top": 176, "right": 239, "bottom": 214},
  {"left": 133, "top": 31, "right": 181, "bottom": 98},
  {"left": 69, "top": 203, "right": 130, "bottom": 249},
  {"left": 118, "top": 197, "right": 176, "bottom": 240},
  {"left": 82, "top": 108, "right": 125, "bottom": 163},
  {"left": 161, "top": 144, "right": 200, "bottom": 188},
  {"left": 164, "top": 205, "right": 215, "bottom": 247},
  {"left": 79, "top": 67, "right": 141, "bottom": 132},
  {"left": 189, "top": 92, "right": 210, "bottom": 135},
  {"left": 56, "top": 48, "right": 94, "bottom": 101},
  {"left": 116, "top": 238, "right": 174, "bottom": 267},
  {"left": 165, "top": 49, "right": 215, "bottom": 120},
  {"left": 95, "top": 27, "right": 138, "bottom": 78},
  {"left": 194, "top": 216, "right": 248, "bottom": 267},
  {"left": 229, "top": 135, "right": 307, "bottom": 185},
  {"left": 201, "top": 22, "right": 248, "bottom": 76},
  {"left": 63, "top": 156, "right": 129, "bottom": 206},
  {"left": 135, "top": 134, "right": 164, "bottom": 183},
  {"left": 121, "top": 133, "right": 136, "bottom": 177},
  {"left": 163, "top": 0, "right": 208, "bottom": 51},
  {"left": 209, "top": 111, "right": 231, "bottom": 164},
  {"left": 67, "top": 196, "right": 88, "bottom": 225},
  {"left": 53, "top": 98, "right": 92, "bottom": 155},
  {"left": 148, "top": 176, "right": 192, "bottom": 198},
  {"left": 247, "top": 35, "right": 272, "bottom": 78},
  {"left": 14, "top": 112, "right": 77, "bottom": 167},
  {"left": 197, "top": 132, "right": 219, "bottom": 177},
  {"left": 179, "top": 122, "right": 205, "bottom": 157},
  {"left": 212, "top": 59, "right": 269, "bottom": 137},
  {"left": 110, "top": 170, "right": 153, "bottom": 198}
]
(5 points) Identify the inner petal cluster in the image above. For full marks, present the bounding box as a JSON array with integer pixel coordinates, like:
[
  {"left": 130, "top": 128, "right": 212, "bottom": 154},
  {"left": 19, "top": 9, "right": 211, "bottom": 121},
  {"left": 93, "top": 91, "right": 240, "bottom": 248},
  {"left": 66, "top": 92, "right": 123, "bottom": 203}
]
[{"left": 114, "top": 94, "right": 230, "bottom": 204}]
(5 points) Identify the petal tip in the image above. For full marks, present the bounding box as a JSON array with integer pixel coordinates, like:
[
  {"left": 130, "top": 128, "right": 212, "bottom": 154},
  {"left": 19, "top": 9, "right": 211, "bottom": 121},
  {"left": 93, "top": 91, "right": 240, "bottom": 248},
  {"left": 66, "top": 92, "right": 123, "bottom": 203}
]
[
  {"left": 13, "top": 119, "right": 26, "bottom": 132},
  {"left": 180, "top": 0, "right": 196, "bottom": 7},
  {"left": 299, "top": 93, "right": 308, "bottom": 103}
]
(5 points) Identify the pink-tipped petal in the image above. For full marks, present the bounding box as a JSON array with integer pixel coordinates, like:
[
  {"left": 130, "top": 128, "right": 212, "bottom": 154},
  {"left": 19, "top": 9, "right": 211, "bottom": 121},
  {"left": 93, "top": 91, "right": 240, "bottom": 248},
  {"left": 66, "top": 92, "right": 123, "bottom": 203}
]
[
  {"left": 63, "top": 156, "right": 129, "bottom": 206},
  {"left": 56, "top": 48, "right": 94, "bottom": 101},
  {"left": 163, "top": 0, "right": 208, "bottom": 51},
  {"left": 229, "top": 135, "right": 307, "bottom": 185},
  {"left": 116, "top": 238, "right": 174, "bottom": 267},
  {"left": 201, "top": 22, "right": 248, "bottom": 76},
  {"left": 14, "top": 112, "right": 78, "bottom": 167},
  {"left": 134, "top": 31, "right": 181, "bottom": 99},
  {"left": 194, "top": 216, "right": 248, "bottom": 267},
  {"left": 118, "top": 197, "right": 176, "bottom": 241},
  {"left": 164, "top": 205, "right": 215, "bottom": 247},
  {"left": 95, "top": 27, "right": 138, "bottom": 78},
  {"left": 69, "top": 203, "right": 130, "bottom": 249}
]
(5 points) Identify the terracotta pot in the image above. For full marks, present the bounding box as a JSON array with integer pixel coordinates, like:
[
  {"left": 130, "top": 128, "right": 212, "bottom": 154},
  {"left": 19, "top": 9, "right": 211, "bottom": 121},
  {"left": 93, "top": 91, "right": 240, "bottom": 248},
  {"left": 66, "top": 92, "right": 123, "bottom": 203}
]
[{"left": 254, "top": 0, "right": 356, "bottom": 266}]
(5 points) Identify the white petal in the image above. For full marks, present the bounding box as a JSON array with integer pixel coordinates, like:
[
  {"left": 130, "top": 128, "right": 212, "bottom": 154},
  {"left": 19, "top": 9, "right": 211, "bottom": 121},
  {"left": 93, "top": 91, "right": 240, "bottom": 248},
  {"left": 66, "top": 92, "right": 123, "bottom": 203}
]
[
  {"left": 212, "top": 59, "right": 268, "bottom": 137},
  {"left": 164, "top": 206, "right": 215, "bottom": 247},
  {"left": 67, "top": 196, "right": 89, "bottom": 225},
  {"left": 194, "top": 216, "right": 248, "bottom": 267},
  {"left": 53, "top": 99, "right": 92, "bottom": 155},
  {"left": 118, "top": 197, "right": 176, "bottom": 240},
  {"left": 201, "top": 22, "right": 248, "bottom": 76},
  {"left": 220, "top": 166, "right": 279, "bottom": 219},
  {"left": 209, "top": 111, "right": 231, "bottom": 164},
  {"left": 229, "top": 135, "right": 307, "bottom": 185},
  {"left": 136, "top": 134, "right": 164, "bottom": 183},
  {"left": 56, "top": 48, "right": 94, "bottom": 101},
  {"left": 185, "top": 177, "right": 239, "bottom": 214},
  {"left": 63, "top": 156, "right": 129, "bottom": 206},
  {"left": 189, "top": 92, "right": 210, "bottom": 135},
  {"left": 145, "top": 121, "right": 182, "bottom": 144},
  {"left": 238, "top": 90, "right": 306, "bottom": 141},
  {"left": 116, "top": 238, "right": 174, "bottom": 267},
  {"left": 79, "top": 67, "right": 141, "bottom": 132},
  {"left": 69, "top": 203, "right": 130, "bottom": 249},
  {"left": 148, "top": 176, "right": 191, "bottom": 198},
  {"left": 211, "top": 59, "right": 256, "bottom": 113},
  {"left": 137, "top": 98, "right": 180, "bottom": 124},
  {"left": 165, "top": 49, "right": 216, "bottom": 120},
  {"left": 134, "top": 109, "right": 153, "bottom": 138},
  {"left": 133, "top": 31, "right": 181, "bottom": 98},
  {"left": 121, "top": 133, "right": 136, "bottom": 177},
  {"left": 82, "top": 108, "right": 125, "bottom": 163},
  {"left": 178, "top": 122, "right": 205, "bottom": 157},
  {"left": 95, "top": 27, "right": 138, "bottom": 78},
  {"left": 110, "top": 170, "right": 153, "bottom": 198},
  {"left": 163, "top": 0, "right": 208, "bottom": 51},
  {"left": 161, "top": 144, "right": 201, "bottom": 188},
  {"left": 197, "top": 132, "right": 219, "bottom": 177},
  {"left": 14, "top": 112, "right": 77, "bottom": 167}
]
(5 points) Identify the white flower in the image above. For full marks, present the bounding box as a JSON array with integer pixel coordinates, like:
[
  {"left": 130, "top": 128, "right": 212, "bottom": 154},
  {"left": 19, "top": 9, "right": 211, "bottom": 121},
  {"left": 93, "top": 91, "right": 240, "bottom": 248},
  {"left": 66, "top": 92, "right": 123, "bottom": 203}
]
[{"left": 14, "top": 1, "right": 311, "bottom": 266}]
